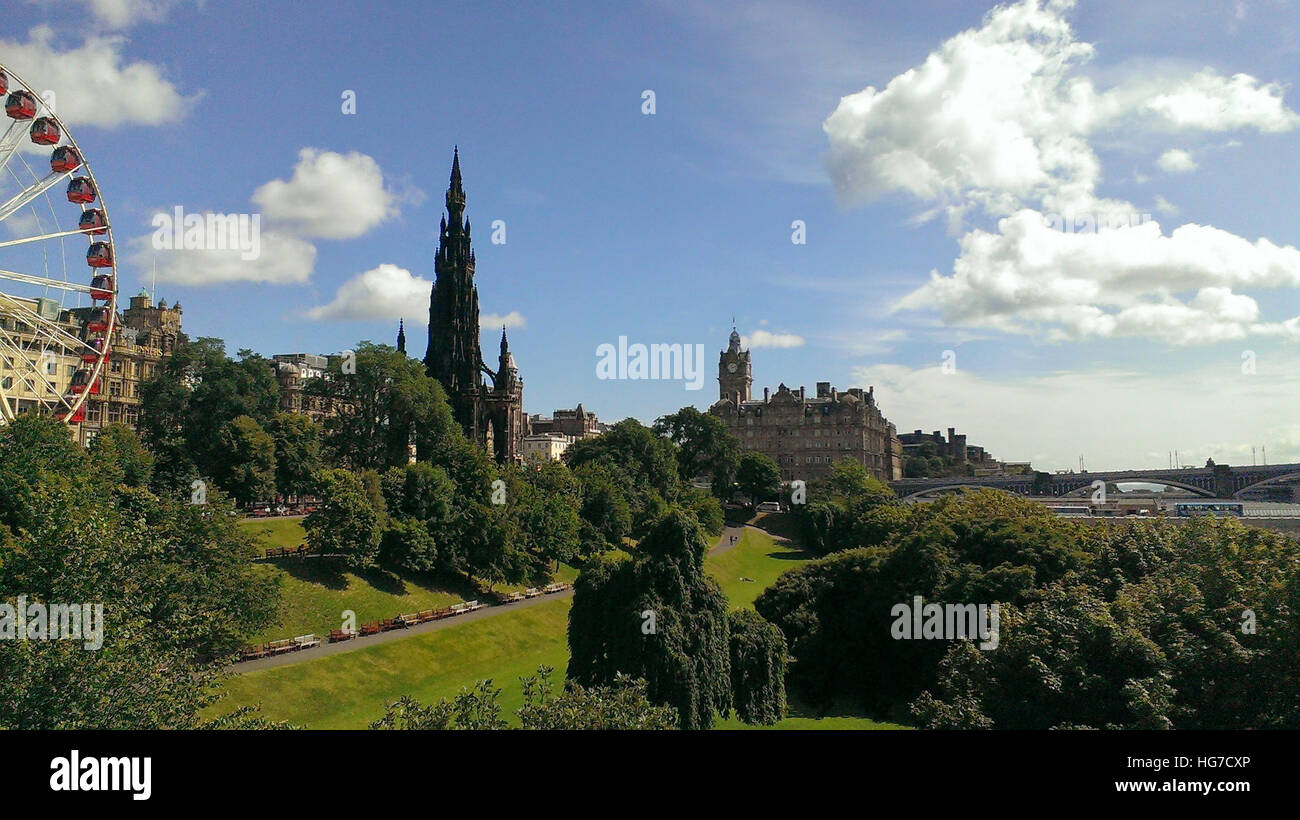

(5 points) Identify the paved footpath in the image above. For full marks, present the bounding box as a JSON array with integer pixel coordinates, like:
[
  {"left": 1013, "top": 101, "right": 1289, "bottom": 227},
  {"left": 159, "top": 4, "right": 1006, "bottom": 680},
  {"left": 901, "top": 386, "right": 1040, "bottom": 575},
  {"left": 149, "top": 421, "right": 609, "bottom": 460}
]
[{"left": 234, "top": 525, "right": 745, "bottom": 674}]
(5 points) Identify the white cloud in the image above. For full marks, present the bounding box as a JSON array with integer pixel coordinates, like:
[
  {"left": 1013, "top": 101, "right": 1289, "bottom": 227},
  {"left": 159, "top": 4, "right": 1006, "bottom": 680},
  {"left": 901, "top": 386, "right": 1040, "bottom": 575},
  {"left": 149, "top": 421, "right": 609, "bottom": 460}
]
[
  {"left": 826, "top": 0, "right": 1300, "bottom": 346},
  {"left": 252, "top": 149, "right": 400, "bottom": 240},
  {"left": 306, "top": 264, "right": 428, "bottom": 321},
  {"left": 895, "top": 210, "right": 1300, "bottom": 345},
  {"left": 742, "top": 330, "right": 805, "bottom": 349},
  {"left": 142, "top": 231, "right": 316, "bottom": 286},
  {"left": 481, "top": 311, "right": 527, "bottom": 330},
  {"left": 855, "top": 358, "right": 1300, "bottom": 472},
  {"left": 1153, "top": 194, "right": 1178, "bottom": 215},
  {"left": 0, "top": 26, "right": 197, "bottom": 128},
  {"left": 1156, "top": 148, "right": 1197, "bottom": 173},
  {"left": 35, "top": 0, "right": 183, "bottom": 28}
]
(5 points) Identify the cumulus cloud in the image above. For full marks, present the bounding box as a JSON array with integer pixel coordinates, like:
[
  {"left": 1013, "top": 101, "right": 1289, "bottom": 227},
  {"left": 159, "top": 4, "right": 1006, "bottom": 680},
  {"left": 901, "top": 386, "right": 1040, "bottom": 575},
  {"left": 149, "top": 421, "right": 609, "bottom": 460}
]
[
  {"left": 252, "top": 149, "right": 400, "bottom": 240},
  {"left": 481, "top": 311, "right": 527, "bottom": 330},
  {"left": 143, "top": 231, "right": 316, "bottom": 286},
  {"left": 895, "top": 211, "right": 1300, "bottom": 345},
  {"left": 0, "top": 26, "right": 197, "bottom": 127},
  {"left": 854, "top": 358, "right": 1300, "bottom": 472},
  {"left": 742, "top": 330, "right": 806, "bottom": 349},
  {"left": 307, "top": 265, "right": 525, "bottom": 330},
  {"left": 306, "top": 264, "right": 429, "bottom": 321},
  {"left": 30, "top": 0, "right": 184, "bottom": 29},
  {"left": 825, "top": 0, "right": 1300, "bottom": 346},
  {"left": 1156, "top": 149, "right": 1197, "bottom": 173}
]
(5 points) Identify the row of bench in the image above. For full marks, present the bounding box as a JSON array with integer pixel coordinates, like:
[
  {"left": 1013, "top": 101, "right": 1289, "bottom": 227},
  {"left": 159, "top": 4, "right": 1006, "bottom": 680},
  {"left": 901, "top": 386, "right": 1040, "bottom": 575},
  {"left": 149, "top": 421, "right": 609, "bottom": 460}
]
[
  {"left": 498, "top": 582, "right": 570, "bottom": 604},
  {"left": 262, "top": 545, "right": 309, "bottom": 559},
  {"left": 236, "top": 583, "right": 572, "bottom": 662}
]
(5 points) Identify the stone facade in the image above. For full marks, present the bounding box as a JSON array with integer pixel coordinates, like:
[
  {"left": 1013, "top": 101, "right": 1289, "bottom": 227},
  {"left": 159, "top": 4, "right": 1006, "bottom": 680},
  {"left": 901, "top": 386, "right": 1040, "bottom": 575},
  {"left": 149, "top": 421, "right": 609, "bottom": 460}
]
[
  {"left": 709, "top": 329, "right": 903, "bottom": 483},
  {"left": 529, "top": 403, "right": 604, "bottom": 439}
]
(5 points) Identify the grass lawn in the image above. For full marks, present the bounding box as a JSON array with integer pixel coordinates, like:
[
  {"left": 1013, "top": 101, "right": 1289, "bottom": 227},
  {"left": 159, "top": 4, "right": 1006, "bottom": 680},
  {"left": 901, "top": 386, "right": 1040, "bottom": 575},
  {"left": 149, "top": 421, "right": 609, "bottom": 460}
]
[
  {"left": 237, "top": 519, "right": 577, "bottom": 645},
  {"left": 211, "top": 599, "right": 572, "bottom": 729},
  {"left": 707, "top": 526, "right": 810, "bottom": 610}
]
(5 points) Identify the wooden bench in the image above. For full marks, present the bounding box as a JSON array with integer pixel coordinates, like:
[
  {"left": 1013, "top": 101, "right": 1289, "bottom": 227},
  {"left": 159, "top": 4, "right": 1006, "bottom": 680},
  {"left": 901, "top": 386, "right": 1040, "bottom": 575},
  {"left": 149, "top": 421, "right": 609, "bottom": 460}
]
[
  {"left": 500, "top": 591, "right": 525, "bottom": 603},
  {"left": 239, "top": 644, "right": 268, "bottom": 661},
  {"left": 264, "top": 546, "right": 287, "bottom": 559},
  {"left": 524, "top": 587, "right": 542, "bottom": 598},
  {"left": 360, "top": 621, "right": 382, "bottom": 636},
  {"left": 267, "top": 638, "right": 297, "bottom": 655},
  {"left": 543, "top": 583, "right": 567, "bottom": 594},
  {"left": 465, "top": 600, "right": 483, "bottom": 611},
  {"left": 293, "top": 634, "right": 321, "bottom": 650},
  {"left": 397, "top": 613, "right": 420, "bottom": 627},
  {"left": 381, "top": 618, "right": 406, "bottom": 631},
  {"left": 416, "top": 609, "right": 437, "bottom": 623},
  {"left": 448, "top": 603, "right": 469, "bottom": 616},
  {"left": 328, "top": 629, "right": 355, "bottom": 642}
]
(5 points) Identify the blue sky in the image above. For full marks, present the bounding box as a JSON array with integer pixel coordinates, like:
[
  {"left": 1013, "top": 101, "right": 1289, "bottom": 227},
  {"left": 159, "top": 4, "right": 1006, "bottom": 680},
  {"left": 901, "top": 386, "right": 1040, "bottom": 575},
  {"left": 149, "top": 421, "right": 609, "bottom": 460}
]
[{"left": 4, "top": 0, "right": 1300, "bottom": 471}]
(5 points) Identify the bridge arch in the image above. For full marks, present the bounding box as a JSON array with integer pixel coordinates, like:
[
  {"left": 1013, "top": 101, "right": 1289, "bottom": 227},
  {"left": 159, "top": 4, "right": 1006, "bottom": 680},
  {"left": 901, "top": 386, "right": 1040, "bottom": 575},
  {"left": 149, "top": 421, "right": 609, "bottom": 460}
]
[
  {"left": 900, "top": 484, "right": 1024, "bottom": 502},
  {"left": 1059, "top": 477, "right": 1215, "bottom": 498},
  {"left": 1232, "top": 472, "right": 1300, "bottom": 500}
]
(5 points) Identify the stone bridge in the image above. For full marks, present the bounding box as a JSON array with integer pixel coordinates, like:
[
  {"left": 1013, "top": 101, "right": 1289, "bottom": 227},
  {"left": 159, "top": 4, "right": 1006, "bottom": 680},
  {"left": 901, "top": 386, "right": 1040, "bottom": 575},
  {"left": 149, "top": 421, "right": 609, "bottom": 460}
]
[{"left": 890, "top": 463, "right": 1300, "bottom": 501}]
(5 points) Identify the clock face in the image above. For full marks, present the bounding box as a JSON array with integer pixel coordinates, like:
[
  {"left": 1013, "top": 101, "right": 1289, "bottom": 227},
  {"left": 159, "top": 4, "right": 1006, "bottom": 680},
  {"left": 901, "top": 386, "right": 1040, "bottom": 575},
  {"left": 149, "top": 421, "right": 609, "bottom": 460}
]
[{"left": 726, "top": 362, "right": 738, "bottom": 373}]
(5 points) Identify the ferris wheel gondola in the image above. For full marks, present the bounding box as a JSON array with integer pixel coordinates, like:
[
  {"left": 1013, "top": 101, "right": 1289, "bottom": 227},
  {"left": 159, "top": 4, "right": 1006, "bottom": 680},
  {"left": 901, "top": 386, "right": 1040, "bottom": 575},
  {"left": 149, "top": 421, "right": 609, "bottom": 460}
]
[{"left": 0, "top": 62, "right": 118, "bottom": 430}]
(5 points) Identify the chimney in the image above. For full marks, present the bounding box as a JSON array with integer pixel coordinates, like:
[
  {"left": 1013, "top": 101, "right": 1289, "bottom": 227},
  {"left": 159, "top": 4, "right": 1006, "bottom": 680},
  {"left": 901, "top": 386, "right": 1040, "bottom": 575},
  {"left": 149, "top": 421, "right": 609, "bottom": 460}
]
[
  {"left": 948, "top": 427, "right": 956, "bottom": 442},
  {"left": 763, "top": 387, "right": 770, "bottom": 402},
  {"left": 817, "top": 381, "right": 830, "bottom": 398},
  {"left": 799, "top": 385, "right": 805, "bottom": 400}
]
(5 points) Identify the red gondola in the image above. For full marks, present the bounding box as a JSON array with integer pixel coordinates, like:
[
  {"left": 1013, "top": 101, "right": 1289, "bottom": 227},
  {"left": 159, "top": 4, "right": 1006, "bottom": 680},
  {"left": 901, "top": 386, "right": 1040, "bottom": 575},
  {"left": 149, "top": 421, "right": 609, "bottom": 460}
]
[
  {"left": 69, "top": 370, "right": 99, "bottom": 395},
  {"left": 86, "top": 242, "right": 113, "bottom": 268},
  {"left": 0, "top": 70, "right": 7, "bottom": 97},
  {"left": 51, "top": 146, "right": 81, "bottom": 173},
  {"left": 29, "top": 116, "right": 59, "bottom": 145},
  {"left": 56, "top": 407, "right": 87, "bottom": 424},
  {"left": 86, "top": 307, "right": 112, "bottom": 332},
  {"left": 5, "top": 90, "right": 36, "bottom": 120},
  {"left": 89, "top": 273, "right": 114, "bottom": 300},
  {"left": 67, "top": 177, "right": 96, "bottom": 205},
  {"left": 79, "top": 209, "right": 107, "bottom": 235},
  {"left": 81, "top": 338, "right": 109, "bottom": 363}
]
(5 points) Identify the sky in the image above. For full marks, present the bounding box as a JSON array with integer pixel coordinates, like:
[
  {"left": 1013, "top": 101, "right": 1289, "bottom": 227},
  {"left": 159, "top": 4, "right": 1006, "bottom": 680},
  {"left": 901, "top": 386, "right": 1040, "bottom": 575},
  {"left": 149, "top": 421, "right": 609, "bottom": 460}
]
[{"left": 3, "top": 0, "right": 1300, "bottom": 472}]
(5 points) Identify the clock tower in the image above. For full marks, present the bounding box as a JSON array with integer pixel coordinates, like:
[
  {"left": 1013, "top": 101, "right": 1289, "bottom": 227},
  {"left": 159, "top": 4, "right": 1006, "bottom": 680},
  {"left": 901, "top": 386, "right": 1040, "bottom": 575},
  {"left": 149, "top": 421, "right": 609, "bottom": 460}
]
[{"left": 718, "top": 327, "right": 752, "bottom": 402}]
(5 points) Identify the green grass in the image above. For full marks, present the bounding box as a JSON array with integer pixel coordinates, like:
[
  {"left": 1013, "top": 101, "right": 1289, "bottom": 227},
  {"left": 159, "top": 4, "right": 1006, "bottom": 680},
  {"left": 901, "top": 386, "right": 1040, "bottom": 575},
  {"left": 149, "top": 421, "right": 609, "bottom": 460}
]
[
  {"left": 211, "top": 599, "right": 573, "bottom": 729},
  {"left": 707, "top": 527, "right": 810, "bottom": 610},
  {"left": 237, "top": 519, "right": 576, "bottom": 645}
]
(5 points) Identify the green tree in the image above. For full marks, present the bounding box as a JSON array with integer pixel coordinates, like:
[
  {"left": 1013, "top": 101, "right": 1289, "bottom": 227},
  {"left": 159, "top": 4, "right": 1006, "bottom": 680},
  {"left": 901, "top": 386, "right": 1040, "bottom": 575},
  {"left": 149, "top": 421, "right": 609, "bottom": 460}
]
[
  {"left": 735, "top": 451, "right": 781, "bottom": 503},
  {"left": 265, "top": 412, "right": 322, "bottom": 500},
  {"left": 88, "top": 423, "right": 154, "bottom": 489},
  {"left": 728, "top": 609, "right": 788, "bottom": 725},
  {"left": 653, "top": 407, "right": 739, "bottom": 498},
  {"left": 567, "top": 508, "right": 732, "bottom": 729},
  {"left": 305, "top": 469, "right": 381, "bottom": 569},
  {"left": 213, "top": 415, "right": 276, "bottom": 507}
]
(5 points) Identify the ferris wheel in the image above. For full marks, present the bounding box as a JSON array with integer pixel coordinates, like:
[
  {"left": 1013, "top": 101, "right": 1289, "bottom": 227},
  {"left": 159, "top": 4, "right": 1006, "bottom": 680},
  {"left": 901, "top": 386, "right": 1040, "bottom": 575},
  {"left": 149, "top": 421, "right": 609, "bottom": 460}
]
[{"left": 0, "top": 62, "right": 117, "bottom": 428}]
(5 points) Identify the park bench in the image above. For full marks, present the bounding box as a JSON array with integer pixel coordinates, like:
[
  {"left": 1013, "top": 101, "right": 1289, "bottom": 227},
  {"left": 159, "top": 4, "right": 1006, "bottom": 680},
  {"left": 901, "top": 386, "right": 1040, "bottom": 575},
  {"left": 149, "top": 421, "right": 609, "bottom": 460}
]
[
  {"left": 263, "top": 547, "right": 286, "bottom": 558},
  {"left": 239, "top": 644, "right": 268, "bottom": 661},
  {"left": 465, "top": 600, "right": 482, "bottom": 611},
  {"left": 449, "top": 603, "right": 468, "bottom": 615},
  {"left": 328, "top": 629, "right": 355, "bottom": 642},
  {"left": 267, "top": 638, "right": 297, "bottom": 655},
  {"left": 524, "top": 588, "right": 542, "bottom": 598},
  {"left": 416, "top": 609, "right": 437, "bottom": 622},
  {"left": 501, "top": 591, "right": 525, "bottom": 603},
  {"left": 397, "top": 613, "right": 420, "bottom": 627},
  {"left": 381, "top": 618, "right": 407, "bottom": 631},
  {"left": 293, "top": 634, "right": 321, "bottom": 650},
  {"left": 543, "top": 583, "right": 567, "bottom": 594},
  {"left": 360, "top": 621, "right": 382, "bottom": 636}
]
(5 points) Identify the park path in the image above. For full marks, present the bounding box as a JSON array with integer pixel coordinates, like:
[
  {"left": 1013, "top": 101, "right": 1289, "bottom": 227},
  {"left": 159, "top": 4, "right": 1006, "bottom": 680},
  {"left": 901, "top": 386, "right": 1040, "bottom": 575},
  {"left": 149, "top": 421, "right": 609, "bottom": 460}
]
[{"left": 233, "top": 525, "right": 744, "bottom": 674}]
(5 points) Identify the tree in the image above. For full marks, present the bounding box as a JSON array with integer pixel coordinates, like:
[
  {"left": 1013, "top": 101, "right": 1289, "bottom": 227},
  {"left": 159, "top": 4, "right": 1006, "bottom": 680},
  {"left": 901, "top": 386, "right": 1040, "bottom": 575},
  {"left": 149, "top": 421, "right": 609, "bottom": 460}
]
[
  {"left": 728, "top": 609, "right": 788, "bottom": 725},
  {"left": 566, "top": 419, "right": 680, "bottom": 535},
  {"left": 0, "top": 415, "right": 280, "bottom": 728},
  {"left": 305, "top": 469, "right": 381, "bottom": 569},
  {"left": 653, "top": 407, "right": 739, "bottom": 498},
  {"left": 213, "top": 415, "right": 276, "bottom": 507},
  {"left": 369, "top": 666, "right": 677, "bottom": 730},
  {"left": 574, "top": 463, "right": 633, "bottom": 552},
  {"left": 567, "top": 508, "right": 732, "bottom": 729},
  {"left": 735, "top": 451, "right": 781, "bottom": 503},
  {"left": 88, "top": 424, "right": 154, "bottom": 489},
  {"left": 265, "top": 412, "right": 322, "bottom": 500},
  {"left": 307, "top": 342, "right": 456, "bottom": 471}
]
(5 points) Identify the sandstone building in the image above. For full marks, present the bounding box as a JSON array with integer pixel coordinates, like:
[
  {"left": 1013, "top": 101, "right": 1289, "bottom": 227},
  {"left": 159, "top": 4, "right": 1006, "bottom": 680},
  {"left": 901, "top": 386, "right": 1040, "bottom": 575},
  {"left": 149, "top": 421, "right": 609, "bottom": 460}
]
[{"left": 709, "top": 328, "right": 903, "bottom": 483}]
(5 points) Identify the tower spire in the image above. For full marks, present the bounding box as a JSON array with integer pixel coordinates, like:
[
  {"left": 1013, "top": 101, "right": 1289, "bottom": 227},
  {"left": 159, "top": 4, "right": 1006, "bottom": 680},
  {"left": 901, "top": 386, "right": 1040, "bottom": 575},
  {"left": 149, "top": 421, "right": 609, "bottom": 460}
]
[{"left": 397, "top": 318, "right": 406, "bottom": 354}]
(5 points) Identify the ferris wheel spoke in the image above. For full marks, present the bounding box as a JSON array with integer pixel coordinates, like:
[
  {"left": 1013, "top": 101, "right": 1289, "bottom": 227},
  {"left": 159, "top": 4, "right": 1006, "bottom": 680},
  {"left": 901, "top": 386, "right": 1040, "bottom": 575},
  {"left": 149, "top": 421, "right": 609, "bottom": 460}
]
[
  {"left": 0, "top": 332, "right": 68, "bottom": 404},
  {"left": 0, "top": 120, "right": 24, "bottom": 181},
  {"left": 0, "top": 170, "right": 71, "bottom": 223},
  {"left": 0, "top": 266, "right": 94, "bottom": 293},
  {"left": 0, "top": 226, "right": 103, "bottom": 249},
  {"left": 0, "top": 291, "right": 97, "bottom": 353}
]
